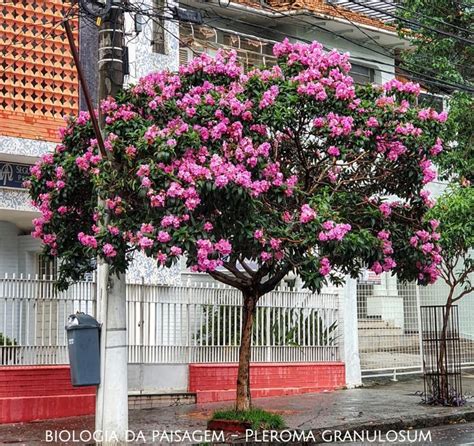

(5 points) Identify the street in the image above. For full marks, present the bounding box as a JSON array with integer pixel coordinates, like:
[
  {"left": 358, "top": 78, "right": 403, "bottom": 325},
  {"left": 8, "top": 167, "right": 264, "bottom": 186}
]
[{"left": 333, "top": 422, "right": 474, "bottom": 445}]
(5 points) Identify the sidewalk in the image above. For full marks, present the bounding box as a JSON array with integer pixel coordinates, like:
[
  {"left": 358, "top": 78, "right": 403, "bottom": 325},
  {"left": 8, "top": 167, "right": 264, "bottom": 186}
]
[{"left": 1, "top": 374, "right": 474, "bottom": 445}]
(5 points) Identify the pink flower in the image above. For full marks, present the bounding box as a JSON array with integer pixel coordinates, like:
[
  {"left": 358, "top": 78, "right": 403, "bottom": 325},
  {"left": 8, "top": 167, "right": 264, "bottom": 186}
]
[
  {"left": 260, "top": 251, "right": 272, "bottom": 262},
  {"left": 300, "top": 204, "right": 316, "bottom": 224},
  {"left": 157, "top": 231, "right": 171, "bottom": 243},
  {"left": 108, "top": 226, "right": 120, "bottom": 236},
  {"left": 203, "top": 222, "right": 213, "bottom": 232},
  {"left": 55, "top": 180, "right": 65, "bottom": 190},
  {"left": 170, "top": 246, "right": 182, "bottom": 256},
  {"left": 125, "top": 145, "right": 137, "bottom": 157},
  {"left": 78, "top": 232, "right": 97, "bottom": 249},
  {"left": 157, "top": 252, "right": 167, "bottom": 265},
  {"left": 366, "top": 117, "right": 379, "bottom": 127},
  {"left": 141, "top": 177, "right": 152, "bottom": 188},
  {"left": 259, "top": 85, "right": 280, "bottom": 109},
  {"left": 282, "top": 211, "right": 292, "bottom": 223},
  {"left": 102, "top": 243, "right": 117, "bottom": 258},
  {"left": 383, "top": 257, "right": 397, "bottom": 271},
  {"left": 371, "top": 261, "right": 383, "bottom": 275},
  {"left": 137, "top": 164, "right": 150, "bottom": 177},
  {"left": 430, "top": 138, "right": 443, "bottom": 156},
  {"left": 254, "top": 229, "right": 264, "bottom": 240},
  {"left": 139, "top": 237, "right": 154, "bottom": 249},
  {"left": 327, "top": 146, "right": 340, "bottom": 157},
  {"left": 379, "top": 203, "right": 391, "bottom": 218},
  {"left": 141, "top": 223, "right": 154, "bottom": 233},
  {"left": 215, "top": 239, "right": 232, "bottom": 255},
  {"left": 319, "top": 257, "right": 331, "bottom": 276},
  {"left": 437, "top": 111, "right": 448, "bottom": 123},
  {"left": 270, "top": 238, "right": 281, "bottom": 250}
]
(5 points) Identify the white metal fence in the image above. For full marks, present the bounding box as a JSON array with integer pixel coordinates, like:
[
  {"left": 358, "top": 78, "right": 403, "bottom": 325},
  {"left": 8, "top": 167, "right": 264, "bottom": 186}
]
[
  {"left": 0, "top": 274, "right": 340, "bottom": 366},
  {"left": 357, "top": 276, "right": 474, "bottom": 378}
]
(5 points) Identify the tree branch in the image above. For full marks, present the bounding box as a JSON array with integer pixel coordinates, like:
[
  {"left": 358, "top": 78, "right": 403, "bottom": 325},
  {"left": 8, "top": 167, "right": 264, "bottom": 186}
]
[
  {"left": 208, "top": 270, "right": 247, "bottom": 292},
  {"left": 452, "top": 286, "right": 474, "bottom": 303},
  {"left": 258, "top": 263, "right": 292, "bottom": 295},
  {"left": 238, "top": 257, "right": 256, "bottom": 278},
  {"left": 222, "top": 260, "right": 252, "bottom": 284}
]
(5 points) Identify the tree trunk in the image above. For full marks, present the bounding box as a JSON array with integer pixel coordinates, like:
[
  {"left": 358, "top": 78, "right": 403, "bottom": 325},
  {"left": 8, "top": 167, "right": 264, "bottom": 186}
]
[
  {"left": 437, "top": 288, "right": 454, "bottom": 403},
  {"left": 236, "top": 293, "right": 258, "bottom": 411}
]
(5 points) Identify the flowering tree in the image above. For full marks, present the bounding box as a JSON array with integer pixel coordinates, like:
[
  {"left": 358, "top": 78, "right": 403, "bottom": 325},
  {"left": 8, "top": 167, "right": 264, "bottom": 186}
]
[
  {"left": 425, "top": 185, "right": 473, "bottom": 404},
  {"left": 28, "top": 39, "right": 447, "bottom": 411}
]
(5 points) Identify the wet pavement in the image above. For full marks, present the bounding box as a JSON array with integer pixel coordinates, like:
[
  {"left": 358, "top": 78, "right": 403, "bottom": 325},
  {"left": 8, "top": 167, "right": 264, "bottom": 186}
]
[{"left": 1, "top": 375, "right": 474, "bottom": 444}]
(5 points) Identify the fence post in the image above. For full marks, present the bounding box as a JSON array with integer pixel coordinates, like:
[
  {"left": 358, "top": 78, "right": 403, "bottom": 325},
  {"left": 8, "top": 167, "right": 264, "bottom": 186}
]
[
  {"left": 266, "top": 305, "right": 271, "bottom": 362},
  {"left": 340, "top": 277, "right": 362, "bottom": 387},
  {"left": 416, "top": 284, "right": 424, "bottom": 371}
]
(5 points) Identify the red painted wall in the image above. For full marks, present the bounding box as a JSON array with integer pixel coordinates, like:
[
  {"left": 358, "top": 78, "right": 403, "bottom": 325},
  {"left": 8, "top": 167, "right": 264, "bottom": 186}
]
[
  {"left": 0, "top": 366, "right": 95, "bottom": 424},
  {"left": 189, "top": 362, "right": 345, "bottom": 403}
]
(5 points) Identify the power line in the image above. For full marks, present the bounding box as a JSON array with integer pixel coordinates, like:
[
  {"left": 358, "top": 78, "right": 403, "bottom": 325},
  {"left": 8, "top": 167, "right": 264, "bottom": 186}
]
[
  {"left": 320, "top": 3, "right": 474, "bottom": 91},
  {"left": 328, "top": 2, "right": 393, "bottom": 57},
  {"left": 256, "top": 3, "right": 474, "bottom": 92},
  {"left": 377, "top": 0, "right": 474, "bottom": 35},
  {"left": 121, "top": 2, "right": 199, "bottom": 56},
  {"left": 347, "top": 0, "right": 474, "bottom": 45}
]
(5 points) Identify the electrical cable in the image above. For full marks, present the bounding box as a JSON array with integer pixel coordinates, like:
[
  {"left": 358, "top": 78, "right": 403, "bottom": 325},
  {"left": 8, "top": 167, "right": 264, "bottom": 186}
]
[
  {"left": 346, "top": 0, "right": 474, "bottom": 45},
  {"left": 376, "top": 0, "right": 474, "bottom": 35},
  {"left": 328, "top": 2, "right": 394, "bottom": 57},
  {"left": 248, "top": 3, "right": 474, "bottom": 91}
]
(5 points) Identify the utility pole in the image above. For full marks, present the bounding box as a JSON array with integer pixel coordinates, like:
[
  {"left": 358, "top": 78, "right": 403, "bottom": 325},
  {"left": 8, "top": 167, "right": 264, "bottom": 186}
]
[{"left": 94, "top": 1, "right": 128, "bottom": 443}]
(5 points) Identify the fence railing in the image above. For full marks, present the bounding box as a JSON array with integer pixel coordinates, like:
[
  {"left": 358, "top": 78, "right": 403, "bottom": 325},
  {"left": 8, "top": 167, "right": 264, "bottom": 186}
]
[{"left": 0, "top": 274, "right": 340, "bottom": 366}]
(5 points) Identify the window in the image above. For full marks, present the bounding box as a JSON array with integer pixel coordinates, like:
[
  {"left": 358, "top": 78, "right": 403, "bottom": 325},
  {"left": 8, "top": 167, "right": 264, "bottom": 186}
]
[
  {"left": 417, "top": 93, "right": 444, "bottom": 112},
  {"left": 350, "top": 63, "right": 375, "bottom": 85},
  {"left": 152, "top": 0, "right": 166, "bottom": 54}
]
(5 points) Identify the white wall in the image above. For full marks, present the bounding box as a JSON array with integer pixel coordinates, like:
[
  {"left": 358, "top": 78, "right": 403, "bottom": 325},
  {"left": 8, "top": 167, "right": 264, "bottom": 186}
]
[
  {"left": 0, "top": 221, "right": 19, "bottom": 275},
  {"left": 128, "top": 364, "right": 188, "bottom": 394}
]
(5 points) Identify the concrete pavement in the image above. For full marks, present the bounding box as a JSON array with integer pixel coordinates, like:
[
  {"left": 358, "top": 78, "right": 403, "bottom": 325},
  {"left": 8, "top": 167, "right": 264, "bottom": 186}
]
[{"left": 1, "top": 374, "right": 474, "bottom": 444}]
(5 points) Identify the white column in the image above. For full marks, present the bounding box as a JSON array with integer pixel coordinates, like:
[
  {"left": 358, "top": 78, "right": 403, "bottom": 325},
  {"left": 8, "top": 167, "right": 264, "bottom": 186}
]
[{"left": 340, "top": 277, "right": 362, "bottom": 387}]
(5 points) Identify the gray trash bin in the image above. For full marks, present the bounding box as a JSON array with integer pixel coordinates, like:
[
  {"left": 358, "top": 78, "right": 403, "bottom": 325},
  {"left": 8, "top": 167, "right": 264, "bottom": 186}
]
[{"left": 66, "top": 313, "right": 101, "bottom": 386}]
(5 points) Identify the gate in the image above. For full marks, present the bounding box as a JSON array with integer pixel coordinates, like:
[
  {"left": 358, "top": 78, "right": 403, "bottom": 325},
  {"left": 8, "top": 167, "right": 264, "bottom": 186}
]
[
  {"left": 358, "top": 277, "right": 474, "bottom": 379},
  {"left": 421, "top": 305, "right": 464, "bottom": 405}
]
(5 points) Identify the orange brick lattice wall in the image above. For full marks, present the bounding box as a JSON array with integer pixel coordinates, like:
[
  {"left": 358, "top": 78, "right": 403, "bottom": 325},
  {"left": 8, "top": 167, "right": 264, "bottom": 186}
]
[{"left": 0, "top": 0, "right": 79, "bottom": 142}]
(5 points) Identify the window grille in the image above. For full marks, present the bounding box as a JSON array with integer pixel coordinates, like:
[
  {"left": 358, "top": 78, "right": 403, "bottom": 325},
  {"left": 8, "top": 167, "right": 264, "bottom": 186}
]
[{"left": 179, "top": 24, "right": 277, "bottom": 71}]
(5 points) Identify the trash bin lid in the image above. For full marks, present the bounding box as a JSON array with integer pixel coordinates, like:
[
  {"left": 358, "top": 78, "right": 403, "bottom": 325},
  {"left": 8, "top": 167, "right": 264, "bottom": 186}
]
[{"left": 66, "top": 312, "right": 101, "bottom": 330}]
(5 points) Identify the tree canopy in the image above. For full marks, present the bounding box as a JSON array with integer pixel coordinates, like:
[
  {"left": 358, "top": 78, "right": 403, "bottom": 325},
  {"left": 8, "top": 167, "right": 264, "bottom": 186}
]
[{"left": 27, "top": 39, "right": 447, "bottom": 292}]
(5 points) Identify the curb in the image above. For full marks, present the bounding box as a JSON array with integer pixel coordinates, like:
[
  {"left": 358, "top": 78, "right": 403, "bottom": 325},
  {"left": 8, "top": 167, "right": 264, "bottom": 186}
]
[
  {"left": 228, "top": 408, "right": 474, "bottom": 444},
  {"left": 309, "top": 409, "right": 474, "bottom": 443}
]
